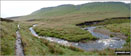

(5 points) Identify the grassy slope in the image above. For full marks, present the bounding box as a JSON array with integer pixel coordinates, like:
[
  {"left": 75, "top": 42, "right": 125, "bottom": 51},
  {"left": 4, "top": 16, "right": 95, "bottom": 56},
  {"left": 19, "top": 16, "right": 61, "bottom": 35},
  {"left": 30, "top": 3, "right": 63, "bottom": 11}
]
[
  {"left": 0, "top": 21, "right": 17, "bottom": 55},
  {"left": 13, "top": 2, "right": 130, "bottom": 21},
  {"left": 32, "top": 4, "right": 77, "bottom": 16},
  {"left": 31, "top": 2, "right": 129, "bottom": 17}
]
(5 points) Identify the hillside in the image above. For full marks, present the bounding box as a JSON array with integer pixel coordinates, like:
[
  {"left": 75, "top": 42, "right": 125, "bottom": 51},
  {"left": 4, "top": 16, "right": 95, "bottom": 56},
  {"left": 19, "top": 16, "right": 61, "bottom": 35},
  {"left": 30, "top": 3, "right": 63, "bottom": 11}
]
[
  {"left": 11, "top": 2, "right": 130, "bottom": 22},
  {"left": 31, "top": 2, "right": 129, "bottom": 16},
  {"left": 13, "top": 2, "right": 129, "bottom": 20}
]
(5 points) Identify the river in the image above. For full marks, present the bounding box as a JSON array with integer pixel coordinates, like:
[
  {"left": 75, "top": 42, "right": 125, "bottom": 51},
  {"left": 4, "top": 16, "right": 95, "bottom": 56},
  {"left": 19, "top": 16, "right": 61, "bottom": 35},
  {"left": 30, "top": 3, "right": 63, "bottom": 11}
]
[{"left": 29, "top": 24, "right": 125, "bottom": 51}]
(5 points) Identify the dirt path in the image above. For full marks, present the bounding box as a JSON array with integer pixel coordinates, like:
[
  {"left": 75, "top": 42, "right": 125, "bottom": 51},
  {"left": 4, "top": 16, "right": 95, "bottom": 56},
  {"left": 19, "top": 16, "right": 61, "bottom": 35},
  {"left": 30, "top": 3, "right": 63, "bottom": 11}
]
[{"left": 16, "top": 24, "right": 24, "bottom": 56}]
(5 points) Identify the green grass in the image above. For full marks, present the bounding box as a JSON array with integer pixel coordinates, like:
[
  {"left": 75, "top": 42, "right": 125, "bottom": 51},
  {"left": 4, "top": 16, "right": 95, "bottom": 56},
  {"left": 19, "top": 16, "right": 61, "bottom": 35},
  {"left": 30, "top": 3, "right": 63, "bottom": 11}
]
[
  {"left": 110, "top": 34, "right": 114, "bottom": 37},
  {"left": 34, "top": 25, "right": 97, "bottom": 42},
  {"left": 104, "top": 23, "right": 130, "bottom": 38},
  {"left": 0, "top": 21, "right": 17, "bottom": 55}
]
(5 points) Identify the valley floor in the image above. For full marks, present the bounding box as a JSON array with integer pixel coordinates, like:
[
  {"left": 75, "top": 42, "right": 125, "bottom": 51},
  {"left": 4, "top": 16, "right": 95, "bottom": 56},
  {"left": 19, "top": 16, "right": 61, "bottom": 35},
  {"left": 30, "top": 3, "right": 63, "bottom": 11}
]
[{"left": 0, "top": 17, "right": 130, "bottom": 56}]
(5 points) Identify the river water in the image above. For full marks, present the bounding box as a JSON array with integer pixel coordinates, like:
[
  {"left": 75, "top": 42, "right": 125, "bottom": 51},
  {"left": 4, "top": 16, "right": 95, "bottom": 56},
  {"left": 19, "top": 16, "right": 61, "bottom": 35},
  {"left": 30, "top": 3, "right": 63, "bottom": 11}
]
[{"left": 29, "top": 24, "right": 126, "bottom": 51}]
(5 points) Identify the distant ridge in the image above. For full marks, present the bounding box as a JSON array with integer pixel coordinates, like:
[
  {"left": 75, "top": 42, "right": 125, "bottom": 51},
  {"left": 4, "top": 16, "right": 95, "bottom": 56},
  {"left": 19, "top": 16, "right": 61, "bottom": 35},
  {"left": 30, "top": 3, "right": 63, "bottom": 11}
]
[
  {"left": 31, "top": 2, "right": 130, "bottom": 16},
  {"left": 10, "top": 2, "right": 130, "bottom": 20}
]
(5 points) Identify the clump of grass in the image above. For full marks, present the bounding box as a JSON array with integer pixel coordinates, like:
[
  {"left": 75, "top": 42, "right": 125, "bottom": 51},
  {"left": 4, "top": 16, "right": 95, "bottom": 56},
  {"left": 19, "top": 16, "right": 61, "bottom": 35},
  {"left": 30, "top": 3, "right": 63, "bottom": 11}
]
[
  {"left": 92, "top": 48, "right": 115, "bottom": 55},
  {"left": 47, "top": 43, "right": 64, "bottom": 54},
  {"left": 80, "top": 40, "right": 87, "bottom": 43},
  {"left": 40, "top": 39, "right": 64, "bottom": 55},
  {"left": 110, "top": 34, "right": 114, "bottom": 37},
  {"left": 126, "top": 36, "right": 130, "bottom": 43},
  {"left": 68, "top": 46, "right": 84, "bottom": 52}
]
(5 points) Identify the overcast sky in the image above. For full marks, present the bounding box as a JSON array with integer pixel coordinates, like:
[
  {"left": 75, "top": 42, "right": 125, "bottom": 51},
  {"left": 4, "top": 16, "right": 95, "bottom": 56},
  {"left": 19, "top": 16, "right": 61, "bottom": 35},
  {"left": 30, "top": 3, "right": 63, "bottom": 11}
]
[{"left": 1, "top": 1, "right": 130, "bottom": 18}]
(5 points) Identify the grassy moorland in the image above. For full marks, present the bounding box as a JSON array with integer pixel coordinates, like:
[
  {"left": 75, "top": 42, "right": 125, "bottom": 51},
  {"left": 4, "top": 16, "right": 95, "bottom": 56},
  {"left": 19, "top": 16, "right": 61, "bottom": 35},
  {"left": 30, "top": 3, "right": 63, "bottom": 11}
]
[
  {"left": 6, "top": 22, "right": 120, "bottom": 55},
  {"left": 0, "top": 21, "right": 17, "bottom": 55},
  {"left": 17, "top": 22, "right": 131, "bottom": 55},
  {"left": 2, "top": 19, "right": 129, "bottom": 55},
  {"left": 1, "top": 2, "right": 130, "bottom": 56}
]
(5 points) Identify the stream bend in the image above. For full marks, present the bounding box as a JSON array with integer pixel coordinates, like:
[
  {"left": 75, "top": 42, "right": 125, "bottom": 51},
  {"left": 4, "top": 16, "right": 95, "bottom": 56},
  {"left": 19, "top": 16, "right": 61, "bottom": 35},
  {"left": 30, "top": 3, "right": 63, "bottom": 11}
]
[{"left": 29, "top": 24, "right": 125, "bottom": 51}]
